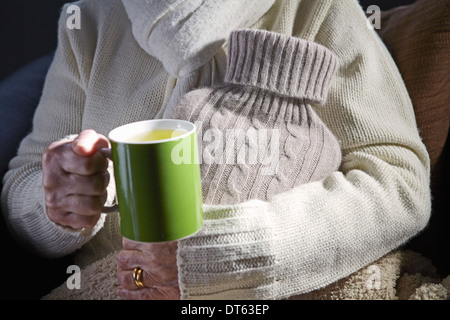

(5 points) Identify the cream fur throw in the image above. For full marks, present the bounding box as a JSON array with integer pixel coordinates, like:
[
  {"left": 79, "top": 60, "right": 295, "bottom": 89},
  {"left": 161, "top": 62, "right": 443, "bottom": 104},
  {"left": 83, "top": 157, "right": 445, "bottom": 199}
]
[{"left": 43, "top": 249, "right": 450, "bottom": 300}]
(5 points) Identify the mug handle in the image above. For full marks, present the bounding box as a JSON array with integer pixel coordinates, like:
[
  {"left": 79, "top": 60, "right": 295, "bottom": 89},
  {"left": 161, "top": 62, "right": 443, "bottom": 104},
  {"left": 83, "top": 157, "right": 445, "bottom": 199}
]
[{"left": 100, "top": 148, "right": 119, "bottom": 214}]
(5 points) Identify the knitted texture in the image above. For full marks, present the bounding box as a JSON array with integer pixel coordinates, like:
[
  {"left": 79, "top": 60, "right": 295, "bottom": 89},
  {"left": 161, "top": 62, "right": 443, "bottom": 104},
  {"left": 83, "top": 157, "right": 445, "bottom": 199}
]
[
  {"left": 1, "top": 0, "right": 431, "bottom": 300},
  {"left": 165, "top": 29, "right": 341, "bottom": 204},
  {"left": 121, "top": 0, "right": 275, "bottom": 78},
  {"left": 42, "top": 248, "right": 450, "bottom": 300}
]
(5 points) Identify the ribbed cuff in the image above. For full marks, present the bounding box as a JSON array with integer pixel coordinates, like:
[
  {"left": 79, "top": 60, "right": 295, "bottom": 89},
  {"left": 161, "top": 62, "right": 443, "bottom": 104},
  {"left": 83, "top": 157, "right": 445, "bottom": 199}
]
[
  {"left": 6, "top": 169, "right": 106, "bottom": 258},
  {"left": 225, "top": 29, "right": 339, "bottom": 103},
  {"left": 178, "top": 200, "right": 278, "bottom": 300}
]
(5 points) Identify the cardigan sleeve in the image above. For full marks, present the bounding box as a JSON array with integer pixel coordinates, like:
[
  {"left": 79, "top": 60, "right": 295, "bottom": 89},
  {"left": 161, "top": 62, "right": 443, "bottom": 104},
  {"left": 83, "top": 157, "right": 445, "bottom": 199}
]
[
  {"left": 176, "top": 0, "right": 431, "bottom": 299},
  {"left": 1, "top": 3, "right": 106, "bottom": 258}
]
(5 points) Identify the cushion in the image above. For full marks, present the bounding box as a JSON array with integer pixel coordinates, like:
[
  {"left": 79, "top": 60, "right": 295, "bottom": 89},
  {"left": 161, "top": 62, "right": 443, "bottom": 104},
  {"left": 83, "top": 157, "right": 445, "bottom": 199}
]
[
  {"left": 0, "top": 52, "right": 74, "bottom": 300},
  {"left": 0, "top": 53, "right": 54, "bottom": 178},
  {"left": 376, "top": 0, "right": 450, "bottom": 275},
  {"left": 377, "top": 0, "right": 449, "bottom": 168}
]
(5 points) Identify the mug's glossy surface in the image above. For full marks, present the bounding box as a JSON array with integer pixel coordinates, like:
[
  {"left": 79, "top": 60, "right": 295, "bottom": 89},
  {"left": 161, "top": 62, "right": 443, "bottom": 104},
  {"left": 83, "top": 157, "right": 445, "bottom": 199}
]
[{"left": 109, "top": 120, "right": 203, "bottom": 242}]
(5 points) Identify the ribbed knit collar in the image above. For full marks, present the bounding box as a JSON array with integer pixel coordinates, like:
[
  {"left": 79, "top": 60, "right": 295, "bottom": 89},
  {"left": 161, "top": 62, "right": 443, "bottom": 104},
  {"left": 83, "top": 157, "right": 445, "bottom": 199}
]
[
  {"left": 121, "top": 0, "right": 275, "bottom": 78},
  {"left": 225, "top": 29, "right": 339, "bottom": 104}
]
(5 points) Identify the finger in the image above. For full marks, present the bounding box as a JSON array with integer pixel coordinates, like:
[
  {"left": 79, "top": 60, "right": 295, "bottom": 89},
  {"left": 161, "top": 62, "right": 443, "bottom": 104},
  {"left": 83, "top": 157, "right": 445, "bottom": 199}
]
[
  {"left": 117, "top": 286, "right": 180, "bottom": 300},
  {"left": 67, "top": 172, "right": 110, "bottom": 196},
  {"left": 72, "top": 129, "right": 109, "bottom": 157},
  {"left": 122, "top": 237, "right": 178, "bottom": 253},
  {"left": 118, "top": 250, "right": 178, "bottom": 286},
  {"left": 122, "top": 237, "right": 146, "bottom": 250},
  {"left": 61, "top": 150, "right": 109, "bottom": 175},
  {"left": 45, "top": 139, "right": 74, "bottom": 153},
  {"left": 117, "top": 268, "right": 155, "bottom": 290},
  {"left": 117, "top": 249, "right": 146, "bottom": 270},
  {"left": 47, "top": 210, "right": 101, "bottom": 229},
  {"left": 66, "top": 212, "right": 102, "bottom": 229},
  {"left": 118, "top": 244, "right": 178, "bottom": 268},
  {"left": 117, "top": 249, "right": 176, "bottom": 287},
  {"left": 62, "top": 193, "right": 108, "bottom": 216},
  {"left": 117, "top": 267, "right": 179, "bottom": 291},
  {"left": 117, "top": 269, "right": 137, "bottom": 289}
]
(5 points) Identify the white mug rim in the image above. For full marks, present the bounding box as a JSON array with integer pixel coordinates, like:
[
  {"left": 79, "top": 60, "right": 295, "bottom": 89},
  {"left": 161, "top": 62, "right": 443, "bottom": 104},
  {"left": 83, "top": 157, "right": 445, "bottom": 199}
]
[{"left": 108, "top": 119, "right": 195, "bottom": 145}]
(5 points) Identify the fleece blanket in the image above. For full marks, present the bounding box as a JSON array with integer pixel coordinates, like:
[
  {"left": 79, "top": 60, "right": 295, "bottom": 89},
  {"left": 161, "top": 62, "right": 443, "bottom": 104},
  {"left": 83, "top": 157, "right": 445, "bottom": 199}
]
[{"left": 42, "top": 249, "right": 449, "bottom": 300}]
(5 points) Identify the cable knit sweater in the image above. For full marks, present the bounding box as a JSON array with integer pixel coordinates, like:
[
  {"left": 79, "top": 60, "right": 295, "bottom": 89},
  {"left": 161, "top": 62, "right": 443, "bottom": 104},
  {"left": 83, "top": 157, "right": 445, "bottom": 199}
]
[
  {"left": 167, "top": 29, "right": 342, "bottom": 205},
  {"left": 1, "top": 0, "right": 431, "bottom": 300}
]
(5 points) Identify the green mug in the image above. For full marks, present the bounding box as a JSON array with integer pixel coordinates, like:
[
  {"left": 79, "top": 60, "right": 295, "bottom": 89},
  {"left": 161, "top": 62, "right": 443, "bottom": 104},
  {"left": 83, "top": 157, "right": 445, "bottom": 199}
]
[{"left": 103, "top": 119, "right": 203, "bottom": 242}]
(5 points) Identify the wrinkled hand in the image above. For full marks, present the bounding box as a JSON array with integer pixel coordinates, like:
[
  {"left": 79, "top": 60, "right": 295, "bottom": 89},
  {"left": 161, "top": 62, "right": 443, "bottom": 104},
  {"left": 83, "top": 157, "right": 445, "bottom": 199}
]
[
  {"left": 42, "top": 129, "right": 110, "bottom": 229},
  {"left": 117, "top": 237, "right": 180, "bottom": 300}
]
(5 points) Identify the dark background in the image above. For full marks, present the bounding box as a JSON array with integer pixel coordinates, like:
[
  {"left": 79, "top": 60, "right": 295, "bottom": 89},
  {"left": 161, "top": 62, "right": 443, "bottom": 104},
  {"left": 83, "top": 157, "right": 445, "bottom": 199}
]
[
  {"left": 0, "top": 0, "right": 416, "bottom": 81},
  {"left": 0, "top": 0, "right": 419, "bottom": 300}
]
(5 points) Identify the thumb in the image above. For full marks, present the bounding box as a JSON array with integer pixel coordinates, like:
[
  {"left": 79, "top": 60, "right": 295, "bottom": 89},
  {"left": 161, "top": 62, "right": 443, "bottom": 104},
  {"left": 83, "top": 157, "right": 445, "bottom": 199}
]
[{"left": 72, "top": 129, "right": 110, "bottom": 157}]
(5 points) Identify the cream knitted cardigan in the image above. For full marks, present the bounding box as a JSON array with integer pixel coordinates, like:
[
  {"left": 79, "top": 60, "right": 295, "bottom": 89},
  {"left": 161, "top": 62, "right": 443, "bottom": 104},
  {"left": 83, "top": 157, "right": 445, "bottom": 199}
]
[{"left": 1, "top": 0, "right": 431, "bottom": 300}]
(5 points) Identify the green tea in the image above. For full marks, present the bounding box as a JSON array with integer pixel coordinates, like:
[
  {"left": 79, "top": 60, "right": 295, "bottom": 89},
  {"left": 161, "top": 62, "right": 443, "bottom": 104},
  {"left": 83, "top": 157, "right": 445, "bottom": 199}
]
[{"left": 130, "top": 129, "right": 186, "bottom": 142}]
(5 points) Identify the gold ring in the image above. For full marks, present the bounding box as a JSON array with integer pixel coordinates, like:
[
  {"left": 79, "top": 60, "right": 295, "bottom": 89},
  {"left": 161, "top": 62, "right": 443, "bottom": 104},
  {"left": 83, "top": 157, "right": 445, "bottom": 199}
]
[{"left": 132, "top": 267, "right": 145, "bottom": 288}]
